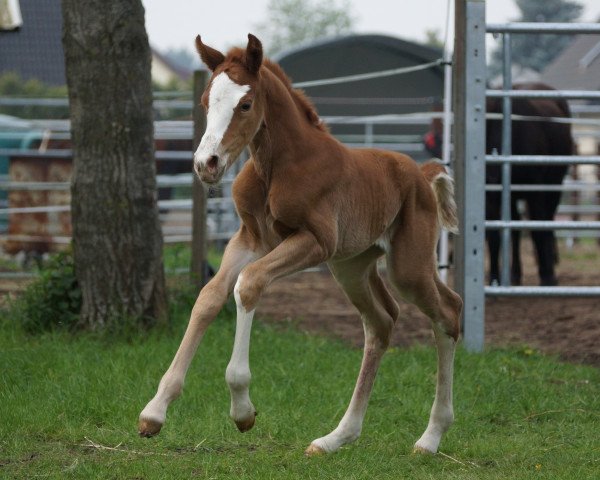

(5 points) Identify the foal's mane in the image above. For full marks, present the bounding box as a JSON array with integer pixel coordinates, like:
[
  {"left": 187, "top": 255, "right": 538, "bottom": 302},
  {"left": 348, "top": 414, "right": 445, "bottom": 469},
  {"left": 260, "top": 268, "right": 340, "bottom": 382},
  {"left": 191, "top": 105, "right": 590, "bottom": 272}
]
[
  {"left": 225, "top": 48, "right": 327, "bottom": 133},
  {"left": 262, "top": 59, "right": 327, "bottom": 132}
]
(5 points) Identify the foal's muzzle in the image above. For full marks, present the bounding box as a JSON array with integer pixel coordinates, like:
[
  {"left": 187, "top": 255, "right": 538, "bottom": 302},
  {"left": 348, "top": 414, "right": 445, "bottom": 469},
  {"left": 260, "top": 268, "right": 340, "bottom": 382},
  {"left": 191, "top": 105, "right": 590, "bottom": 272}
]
[{"left": 194, "top": 154, "right": 225, "bottom": 185}]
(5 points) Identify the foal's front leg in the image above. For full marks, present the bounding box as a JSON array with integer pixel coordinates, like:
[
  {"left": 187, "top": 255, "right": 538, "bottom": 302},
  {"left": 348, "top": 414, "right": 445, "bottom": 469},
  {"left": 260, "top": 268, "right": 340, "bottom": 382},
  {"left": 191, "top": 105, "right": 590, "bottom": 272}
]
[
  {"left": 138, "top": 232, "right": 257, "bottom": 437},
  {"left": 225, "top": 275, "right": 258, "bottom": 432},
  {"left": 225, "top": 230, "right": 328, "bottom": 432}
]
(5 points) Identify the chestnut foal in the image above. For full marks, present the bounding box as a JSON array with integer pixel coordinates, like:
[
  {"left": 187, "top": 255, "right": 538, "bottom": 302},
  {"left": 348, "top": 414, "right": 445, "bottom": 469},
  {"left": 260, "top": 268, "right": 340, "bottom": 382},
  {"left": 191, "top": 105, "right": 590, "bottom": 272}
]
[{"left": 139, "top": 34, "right": 463, "bottom": 455}]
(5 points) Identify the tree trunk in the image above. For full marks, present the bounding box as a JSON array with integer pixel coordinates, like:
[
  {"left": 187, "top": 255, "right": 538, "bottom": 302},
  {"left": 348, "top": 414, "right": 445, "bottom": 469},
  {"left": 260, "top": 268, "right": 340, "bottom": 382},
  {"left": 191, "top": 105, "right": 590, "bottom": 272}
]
[{"left": 62, "top": 0, "right": 167, "bottom": 328}]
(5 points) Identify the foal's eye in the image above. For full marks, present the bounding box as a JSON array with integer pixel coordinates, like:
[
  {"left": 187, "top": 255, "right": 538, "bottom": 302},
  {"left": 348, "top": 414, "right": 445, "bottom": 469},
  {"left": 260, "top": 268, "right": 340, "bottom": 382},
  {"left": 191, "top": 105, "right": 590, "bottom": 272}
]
[{"left": 240, "top": 102, "right": 252, "bottom": 112}]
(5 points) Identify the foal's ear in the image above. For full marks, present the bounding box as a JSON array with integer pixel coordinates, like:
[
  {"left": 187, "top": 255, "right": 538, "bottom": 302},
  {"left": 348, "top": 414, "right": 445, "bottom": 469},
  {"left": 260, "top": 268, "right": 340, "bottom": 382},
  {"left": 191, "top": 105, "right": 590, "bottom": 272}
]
[
  {"left": 195, "top": 35, "right": 225, "bottom": 71},
  {"left": 246, "top": 34, "right": 263, "bottom": 74}
]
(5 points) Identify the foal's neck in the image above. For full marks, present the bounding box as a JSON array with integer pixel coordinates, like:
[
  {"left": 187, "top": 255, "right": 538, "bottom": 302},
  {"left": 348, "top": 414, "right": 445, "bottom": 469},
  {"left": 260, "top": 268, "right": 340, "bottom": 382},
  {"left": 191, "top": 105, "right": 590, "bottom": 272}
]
[{"left": 249, "top": 68, "right": 317, "bottom": 184}]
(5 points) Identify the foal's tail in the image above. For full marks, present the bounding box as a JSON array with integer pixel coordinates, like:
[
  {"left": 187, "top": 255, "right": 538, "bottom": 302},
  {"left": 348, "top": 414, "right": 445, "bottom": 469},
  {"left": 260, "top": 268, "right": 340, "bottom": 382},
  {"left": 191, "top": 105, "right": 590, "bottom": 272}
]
[{"left": 421, "top": 161, "right": 459, "bottom": 235}]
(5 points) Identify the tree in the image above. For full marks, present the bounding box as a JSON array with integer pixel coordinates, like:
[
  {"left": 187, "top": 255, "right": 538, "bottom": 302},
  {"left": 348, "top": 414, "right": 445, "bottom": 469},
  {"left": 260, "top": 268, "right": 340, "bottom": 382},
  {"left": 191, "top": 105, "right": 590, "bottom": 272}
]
[
  {"left": 255, "top": 0, "right": 355, "bottom": 56},
  {"left": 62, "top": 0, "right": 167, "bottom": 329},
  {"left": 424, "top": 28, "right": 444, "bottom": 50},
  {"left": 489, "top": 0, "right": 583, "bottom": 75}
]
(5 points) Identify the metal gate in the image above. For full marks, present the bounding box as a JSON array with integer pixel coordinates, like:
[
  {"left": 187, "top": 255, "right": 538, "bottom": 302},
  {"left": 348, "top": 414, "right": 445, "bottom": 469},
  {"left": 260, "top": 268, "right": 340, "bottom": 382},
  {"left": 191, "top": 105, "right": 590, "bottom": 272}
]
[{"left": 455, "top": 1, "right": 600, "bottom": 352}]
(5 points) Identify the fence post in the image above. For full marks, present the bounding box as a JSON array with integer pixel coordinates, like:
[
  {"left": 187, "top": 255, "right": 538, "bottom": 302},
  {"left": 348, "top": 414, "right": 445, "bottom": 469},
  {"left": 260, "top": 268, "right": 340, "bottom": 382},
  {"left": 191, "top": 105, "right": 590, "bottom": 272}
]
[
  {"left": 453, "top": 0, "right": 486, "bottom": 352},
  {"left": 191, "top": 70, "right": 209, "bottom": 288}
]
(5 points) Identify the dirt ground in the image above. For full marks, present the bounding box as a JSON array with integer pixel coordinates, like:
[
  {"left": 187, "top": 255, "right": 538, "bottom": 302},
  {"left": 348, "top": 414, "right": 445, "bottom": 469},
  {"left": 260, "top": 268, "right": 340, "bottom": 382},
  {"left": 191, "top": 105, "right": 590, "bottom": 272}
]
[{"left": 258, "top": 241, "right": 600, "bottom": 367}]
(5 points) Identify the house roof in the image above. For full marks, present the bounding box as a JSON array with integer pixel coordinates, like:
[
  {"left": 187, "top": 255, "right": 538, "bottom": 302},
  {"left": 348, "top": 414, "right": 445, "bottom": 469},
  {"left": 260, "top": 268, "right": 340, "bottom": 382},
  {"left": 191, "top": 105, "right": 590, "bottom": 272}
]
[
  {"left": 542, "top": 33, "right": 600, "bottom": 93},
  {"left": 151, "top": 49, "right": 194, "bottom": 83},
  {"left": 0, "top": 0, "right": 192, "bottom": 88},
  {"left": 0, "top": 0, "right": 66, "bottom": 85}
]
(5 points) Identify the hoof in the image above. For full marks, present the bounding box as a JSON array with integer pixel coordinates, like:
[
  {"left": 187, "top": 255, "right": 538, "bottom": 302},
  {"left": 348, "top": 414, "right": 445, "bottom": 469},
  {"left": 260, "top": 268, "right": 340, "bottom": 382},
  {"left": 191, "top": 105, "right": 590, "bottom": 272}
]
[
  {"left": 304, "top": 443, "right": 326, "bottom": 456},
  {"left": 138, "top": 417, "right": 163, "bottom": 438},
  {"left": 413, "top": 444, "right": 436, "bottom": 455},
  {"left": 234, "top": 412, "right": 257, "bottom": 433}
]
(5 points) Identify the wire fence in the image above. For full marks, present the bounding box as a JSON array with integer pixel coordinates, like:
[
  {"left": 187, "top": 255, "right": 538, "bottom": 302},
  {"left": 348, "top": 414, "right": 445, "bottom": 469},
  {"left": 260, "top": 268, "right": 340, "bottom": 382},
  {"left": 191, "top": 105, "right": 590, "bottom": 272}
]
[{"left": 2, "top": 110, "right": 599, "bottom": 249}]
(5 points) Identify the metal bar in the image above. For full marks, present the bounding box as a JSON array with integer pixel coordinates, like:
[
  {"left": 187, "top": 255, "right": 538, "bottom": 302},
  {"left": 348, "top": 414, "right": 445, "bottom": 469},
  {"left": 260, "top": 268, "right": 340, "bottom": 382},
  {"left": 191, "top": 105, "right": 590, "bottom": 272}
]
[
  {"left": 556, "top": 230, "right": 600, "bottom": 238},
  {"left": 486, "top": 286, "right": 600, "bottom": 297},
  {"left": 453, "top": 0, "right": 486, "bottom": 352},
  {"left": 438, "top": 42, "right": 453, "bottom": 284},
  {"left": 0, "top": 197, "right": 233, "bottom": 214},
  {"left": 557, "top": 205, "right": 600, "bottom": 214},
  {"left": 486, "top": 184, "right": 600, "bottom": 192},
  {"left": 500, "top": 32, "right": 512, "bottom": 287},
  {"left": 486, "top": 155, "right": 600, "bottom": 165},
  {"left": 0, "top": 234, "right": 71, "bottom": 243},
  {"left": 487, "top": 22, "right": 600, "bottom": 34},
  {"left": 0, "top": 175, "right": 195, "bottom": 190},
  {"left": 0, "top": 205, "right": 70, "bottom": 214},
  {"left": 486, "top": 220, "right": 600, "bottom": 230},
  {"left": 0, "top": 148, "right": 193, "bottom": 161},
  {"left": 487, "top": 89, "right": 600, "bottom": 100},
  {"left": 0, "top": 181, "right": 70, "bottom": 191},
  {"left": 0, "top": 97, "right": 193, "bottom": 109}
]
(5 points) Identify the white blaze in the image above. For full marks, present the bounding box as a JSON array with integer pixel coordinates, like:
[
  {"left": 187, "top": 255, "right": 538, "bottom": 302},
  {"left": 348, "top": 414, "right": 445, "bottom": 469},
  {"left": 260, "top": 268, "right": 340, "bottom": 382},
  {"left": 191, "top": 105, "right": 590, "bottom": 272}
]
[{"left": 195, "top": 73, "right": 250, "bottom": 165}]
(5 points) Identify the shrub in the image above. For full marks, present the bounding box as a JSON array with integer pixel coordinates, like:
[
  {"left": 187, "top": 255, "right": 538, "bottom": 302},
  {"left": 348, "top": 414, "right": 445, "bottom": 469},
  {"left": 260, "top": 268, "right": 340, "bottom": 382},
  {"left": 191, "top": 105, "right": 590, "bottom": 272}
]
[{"left": 10, "top": 250, "right": 81, "bottom": 333}]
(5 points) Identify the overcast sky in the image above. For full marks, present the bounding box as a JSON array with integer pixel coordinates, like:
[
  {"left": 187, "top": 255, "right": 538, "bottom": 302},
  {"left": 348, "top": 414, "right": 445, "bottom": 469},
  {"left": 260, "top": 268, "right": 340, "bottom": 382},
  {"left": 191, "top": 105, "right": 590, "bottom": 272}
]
[{"left": 142, "top": 0, "right": 600, "bottom": 55}]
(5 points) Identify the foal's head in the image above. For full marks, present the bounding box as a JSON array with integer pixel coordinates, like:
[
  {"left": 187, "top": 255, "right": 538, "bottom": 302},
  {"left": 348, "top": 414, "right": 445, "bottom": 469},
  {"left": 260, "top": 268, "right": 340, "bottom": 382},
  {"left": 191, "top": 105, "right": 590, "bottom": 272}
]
[{"left": 194, "top": 34, "right": 265, "bottom": 184}]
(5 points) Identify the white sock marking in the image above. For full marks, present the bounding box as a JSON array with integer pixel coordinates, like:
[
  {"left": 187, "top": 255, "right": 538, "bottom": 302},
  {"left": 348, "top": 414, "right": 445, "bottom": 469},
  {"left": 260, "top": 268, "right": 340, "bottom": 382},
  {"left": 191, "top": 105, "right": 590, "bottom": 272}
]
[
  {"left": 226, "top": 273, "right": 256, "bottom": 422},
  {"left": 414, "top": 326, "right": 455, "bottom": 453}
]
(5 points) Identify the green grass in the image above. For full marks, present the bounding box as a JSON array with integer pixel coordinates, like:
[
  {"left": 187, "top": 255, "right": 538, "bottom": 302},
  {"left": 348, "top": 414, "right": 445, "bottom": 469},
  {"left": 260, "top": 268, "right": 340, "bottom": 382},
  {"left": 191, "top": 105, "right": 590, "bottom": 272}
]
[
  {"left": 163, "top": 243, "right": 224, "bottom": 273},
  {"left": 1, "top": 306, "right": 599, "bottom": 479}
]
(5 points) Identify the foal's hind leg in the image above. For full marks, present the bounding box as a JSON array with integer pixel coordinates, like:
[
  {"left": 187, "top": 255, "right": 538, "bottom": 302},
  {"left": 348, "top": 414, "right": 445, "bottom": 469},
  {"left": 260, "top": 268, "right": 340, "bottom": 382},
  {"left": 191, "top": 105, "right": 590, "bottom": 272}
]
[
  {"left": 387, "top": 220, "right": 462, "bottom": 454},
  {"left": 306, "top": 247, "right": 399, "bottom": 455}
]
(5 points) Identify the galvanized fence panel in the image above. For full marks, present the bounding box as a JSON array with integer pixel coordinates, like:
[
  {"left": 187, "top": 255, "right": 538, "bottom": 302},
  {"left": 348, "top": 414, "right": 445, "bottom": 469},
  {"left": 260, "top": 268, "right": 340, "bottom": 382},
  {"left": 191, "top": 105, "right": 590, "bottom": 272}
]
[{"left": 455, "top": 20, "right": 600, "bottom": 351}]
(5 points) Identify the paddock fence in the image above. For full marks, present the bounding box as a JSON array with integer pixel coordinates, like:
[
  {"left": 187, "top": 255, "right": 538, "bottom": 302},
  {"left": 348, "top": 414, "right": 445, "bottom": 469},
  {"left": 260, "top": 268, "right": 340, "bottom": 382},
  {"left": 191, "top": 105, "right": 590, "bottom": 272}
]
[
  {"left": 0, "top": 97, "right": 439, "bottom": 281},
  {"left": 2, "top": 17, "right": 600, "bottom": 327}
]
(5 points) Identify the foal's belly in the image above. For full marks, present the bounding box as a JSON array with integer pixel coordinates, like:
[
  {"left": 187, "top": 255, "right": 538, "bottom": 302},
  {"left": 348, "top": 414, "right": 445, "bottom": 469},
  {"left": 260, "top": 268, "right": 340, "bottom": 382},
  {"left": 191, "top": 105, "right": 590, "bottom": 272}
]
[{"left": 333, "top": 212, "right": 397, "bottom": 260}]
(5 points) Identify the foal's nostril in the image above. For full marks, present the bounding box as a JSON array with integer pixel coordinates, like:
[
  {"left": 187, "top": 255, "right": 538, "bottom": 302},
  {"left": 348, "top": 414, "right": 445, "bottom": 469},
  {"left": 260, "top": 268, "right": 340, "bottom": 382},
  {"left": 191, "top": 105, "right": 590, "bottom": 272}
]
[{"left": 207, "top": 155, "right": 219, "bottom": 172}]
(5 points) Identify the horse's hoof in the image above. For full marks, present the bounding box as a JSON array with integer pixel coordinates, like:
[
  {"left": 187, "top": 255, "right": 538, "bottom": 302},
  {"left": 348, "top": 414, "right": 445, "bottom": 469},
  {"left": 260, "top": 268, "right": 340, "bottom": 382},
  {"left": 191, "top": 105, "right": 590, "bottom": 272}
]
[
  {"left": 412, "top": 444, "right": 436, "bottom": 455},
  {"left": 138, "top": 417, "right": 163, "bottom": 437},
  {"left": 304, "top": 443, "right": 326, "bottom": 456},
  {"left": 234, "top": 412, "right": 257, "bottom": 433}
]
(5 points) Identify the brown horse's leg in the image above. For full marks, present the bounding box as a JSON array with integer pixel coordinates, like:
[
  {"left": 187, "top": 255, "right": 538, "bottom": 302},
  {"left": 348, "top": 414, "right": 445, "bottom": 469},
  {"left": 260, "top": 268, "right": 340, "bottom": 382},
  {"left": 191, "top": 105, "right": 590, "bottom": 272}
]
[
  {"left": 306, "top": 247, "right": 397, "bottom": 455},
  {"left": 138, "top": 230, "right": 259, "bottom": 437},
  {"left": 227, "top": 230, "right": 328, "bottom": 432},
  {"left": 386, "top": 212, "right": 462, "bottom": 454}
]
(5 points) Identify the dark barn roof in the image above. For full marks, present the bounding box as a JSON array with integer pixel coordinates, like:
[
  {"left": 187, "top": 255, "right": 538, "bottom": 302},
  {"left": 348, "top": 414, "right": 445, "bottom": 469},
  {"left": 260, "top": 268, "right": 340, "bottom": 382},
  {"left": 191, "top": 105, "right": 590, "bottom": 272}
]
[
  {"left": 0, "top": 0, "right": 66, "bottom": 86},
  {"left": 274, "top": 34, "right": 445, "bottom": 118}
]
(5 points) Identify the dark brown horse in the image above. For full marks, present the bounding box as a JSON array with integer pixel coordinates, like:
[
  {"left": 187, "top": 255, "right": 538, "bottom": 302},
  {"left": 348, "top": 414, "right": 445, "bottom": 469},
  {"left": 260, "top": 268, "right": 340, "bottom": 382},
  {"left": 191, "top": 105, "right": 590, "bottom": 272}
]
[
  {"left": 424, "top": 83, "right": 573, "bottom": 286},
  {"left": 486, "top": 83, "right": 572, "bottom": 286}
]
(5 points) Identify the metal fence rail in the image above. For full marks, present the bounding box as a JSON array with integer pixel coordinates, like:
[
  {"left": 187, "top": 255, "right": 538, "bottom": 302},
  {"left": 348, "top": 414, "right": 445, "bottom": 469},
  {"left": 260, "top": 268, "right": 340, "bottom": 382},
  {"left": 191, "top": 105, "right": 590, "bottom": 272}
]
[
  {"left": 486, "top": 220, "right": 600, "bottom": 230},
  {"left": 485, "top": 286, "right": 600, "bottom": 296},
  {"left": 487, "top": 90, "right": 600, "bottom": 100},
  {"left": 486, "top": 155, "right": 600, "bottom": 165}
]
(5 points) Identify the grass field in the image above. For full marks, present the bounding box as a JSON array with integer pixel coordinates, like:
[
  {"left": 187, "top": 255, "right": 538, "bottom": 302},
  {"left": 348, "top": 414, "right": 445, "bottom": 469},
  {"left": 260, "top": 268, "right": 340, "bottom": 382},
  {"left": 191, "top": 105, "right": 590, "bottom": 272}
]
[{"left": 1, "top": 299, "right": 599, "bottom": 479}]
